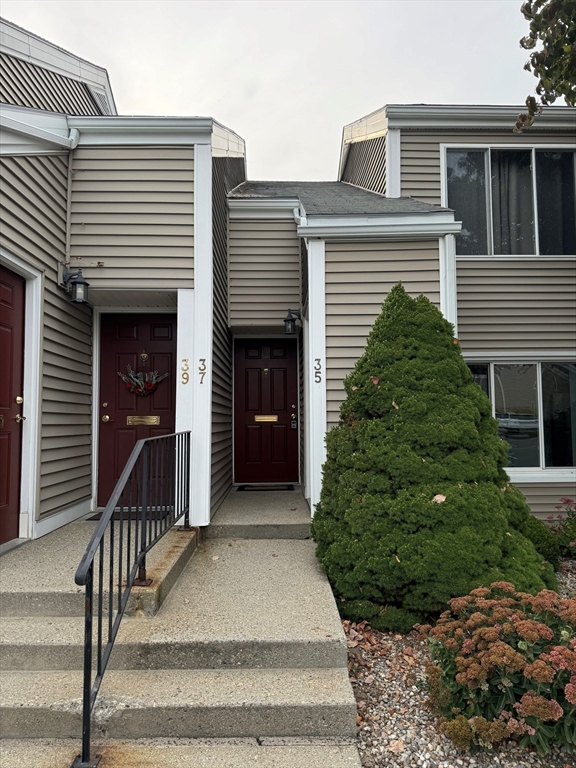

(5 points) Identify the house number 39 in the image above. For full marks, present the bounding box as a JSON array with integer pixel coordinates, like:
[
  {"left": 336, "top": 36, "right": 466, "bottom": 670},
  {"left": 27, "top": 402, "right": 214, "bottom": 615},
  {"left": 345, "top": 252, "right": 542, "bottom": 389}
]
[
  {"left": 314, "top": 358, "right": 322, "bottom": 383},
  {"left": 181, "top": 359, "right": 190, "bottom": 384},
  {"left": 198, "top": 358, "right": 207, "bottom": 384}
]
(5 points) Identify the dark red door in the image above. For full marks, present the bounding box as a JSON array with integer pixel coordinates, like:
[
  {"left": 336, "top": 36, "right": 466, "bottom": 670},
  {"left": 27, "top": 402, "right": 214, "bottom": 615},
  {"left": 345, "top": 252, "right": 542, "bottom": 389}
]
[
  {"left": 234, "top": 339, "right": 299, "bottom": 483},
  {"left": 98, "top": 314, "right": 177, "bottom": 506},
  {"left": 0, "top": 266, "right": 25, "bottom": 544}
]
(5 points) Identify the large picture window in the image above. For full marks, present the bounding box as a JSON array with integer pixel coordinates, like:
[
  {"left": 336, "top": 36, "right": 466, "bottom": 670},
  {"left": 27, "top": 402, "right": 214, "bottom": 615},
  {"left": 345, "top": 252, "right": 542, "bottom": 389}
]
[
  {"left": 468, "top": 362, "right": 576, "bottom": 470},
  {"left": 447, "top": 148, "right": 576, "bottom": 256}
]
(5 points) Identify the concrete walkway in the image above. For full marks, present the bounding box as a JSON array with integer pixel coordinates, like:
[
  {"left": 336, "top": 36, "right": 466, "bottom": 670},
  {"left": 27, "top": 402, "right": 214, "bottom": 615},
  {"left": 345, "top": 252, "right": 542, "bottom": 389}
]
[{"left": 0, "top": 487, "right": 361, "bottom": 767}]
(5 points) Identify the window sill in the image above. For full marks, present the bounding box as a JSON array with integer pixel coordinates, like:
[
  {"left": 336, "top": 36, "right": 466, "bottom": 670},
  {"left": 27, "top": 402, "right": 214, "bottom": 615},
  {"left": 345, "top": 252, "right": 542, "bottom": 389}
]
[
  {"left": 455, "top": 255, "right": 576, "bottom": 261},
  {"left": 507, "top": 469, "right": 576, "bottom": 484}
]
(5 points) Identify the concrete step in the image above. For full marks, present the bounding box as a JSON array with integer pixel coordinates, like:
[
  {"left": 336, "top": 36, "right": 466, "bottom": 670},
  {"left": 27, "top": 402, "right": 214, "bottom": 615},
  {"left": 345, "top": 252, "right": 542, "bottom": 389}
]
[
  {"left": 0, "top": 524, "right": 197, "bottom": 617},
  {"left": 0, "top": 668, "right": 357, "bottom": 739},
  {"left": 206, "top": 490, "right": 311, "bottom": 539},
  {"left": 1, "top": 539, "right": 346, "bottom": 671},
  {"left": 0, "top": 738, "right": 362, "bottom": 768}
]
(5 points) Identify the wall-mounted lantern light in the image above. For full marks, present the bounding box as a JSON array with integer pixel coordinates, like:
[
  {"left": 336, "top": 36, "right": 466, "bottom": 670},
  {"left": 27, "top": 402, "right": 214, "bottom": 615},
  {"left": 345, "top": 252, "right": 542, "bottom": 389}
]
[
  {"left": 284, "top": 308, "right": 301, "bottom": 335},
  {"left": 61, "top": 267, "right": 90, "bottom": 304}
]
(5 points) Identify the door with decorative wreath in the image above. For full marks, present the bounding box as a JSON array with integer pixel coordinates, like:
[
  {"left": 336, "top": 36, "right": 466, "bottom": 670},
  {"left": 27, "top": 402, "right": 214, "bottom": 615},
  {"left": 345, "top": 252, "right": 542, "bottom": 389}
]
[{"left": 97, "top": 314, "right": 177, "bottom": 506}]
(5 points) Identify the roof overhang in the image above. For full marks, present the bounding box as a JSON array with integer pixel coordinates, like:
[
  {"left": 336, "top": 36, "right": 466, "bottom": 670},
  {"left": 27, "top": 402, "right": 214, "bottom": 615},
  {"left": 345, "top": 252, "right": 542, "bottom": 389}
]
[
  {"left": 228, "top": 198, "right": 301, "bottom": 220},
  {"left": 298, "top": 211, "right": 461, "bottom": 241},
  {"left": 383, "top": 104, "right": 575, "bottom": 131},
  {"left": 0, "top": 104, "right": 216, "bottom": 150}
]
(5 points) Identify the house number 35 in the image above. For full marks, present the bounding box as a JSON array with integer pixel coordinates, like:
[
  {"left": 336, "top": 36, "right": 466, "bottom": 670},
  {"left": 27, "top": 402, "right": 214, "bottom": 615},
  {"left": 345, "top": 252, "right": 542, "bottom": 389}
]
[
  {"left": 198, "top": 358, "right": 207, "bottom": 384},
  {"left": 314, "top": 358, "right": 322, "bottom": 383}
]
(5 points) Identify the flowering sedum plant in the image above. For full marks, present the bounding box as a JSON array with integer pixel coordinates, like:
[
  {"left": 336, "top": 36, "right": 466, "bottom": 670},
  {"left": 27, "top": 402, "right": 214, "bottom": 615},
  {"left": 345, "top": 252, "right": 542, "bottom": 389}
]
[{"left": 417, "top": 582, "right": 576, "bottom": 755}]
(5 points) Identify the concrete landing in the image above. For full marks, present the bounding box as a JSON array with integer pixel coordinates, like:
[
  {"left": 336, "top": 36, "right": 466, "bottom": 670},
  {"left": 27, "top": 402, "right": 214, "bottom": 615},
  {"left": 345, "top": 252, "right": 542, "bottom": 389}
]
[
  {"left": 0, "top": 738, "right": 362, "bottom": 768},
  {"left": 206, "top": 489, "right": 311, "bottom": 539}
]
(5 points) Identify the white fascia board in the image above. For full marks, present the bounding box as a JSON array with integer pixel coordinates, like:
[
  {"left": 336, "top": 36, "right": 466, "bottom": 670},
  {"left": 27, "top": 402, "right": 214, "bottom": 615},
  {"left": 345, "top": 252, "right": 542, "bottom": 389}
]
[
  {"left": 0, "top": 113, "right": 75, "bottom": 148},
  {"left": 68, "top": 116, "right": 213, "bottom": 146},
  {"left": 463, "top": 351, "right": 576, "bottom": 363},
  {"left": 228, "top": 198, "right": 301, "bottom": 220},
  {"left": 384, "top": 104, "right": 576, "bottom": 131},
  {"left": 508, "top": 469, "right": 576, "bottom": 484},
  {"left": 298, "top": 212, "right": 461, "bottom": 240}
]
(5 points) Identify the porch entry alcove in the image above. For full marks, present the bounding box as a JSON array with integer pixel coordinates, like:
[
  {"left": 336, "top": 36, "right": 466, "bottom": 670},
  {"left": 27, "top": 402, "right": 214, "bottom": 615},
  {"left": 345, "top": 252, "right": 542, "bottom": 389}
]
[
  {"left": 97, "top": 314, "right": 177, "bottom": 506},
  {"left": 233, "top": 338, "right": 299, "bottom": 484}
]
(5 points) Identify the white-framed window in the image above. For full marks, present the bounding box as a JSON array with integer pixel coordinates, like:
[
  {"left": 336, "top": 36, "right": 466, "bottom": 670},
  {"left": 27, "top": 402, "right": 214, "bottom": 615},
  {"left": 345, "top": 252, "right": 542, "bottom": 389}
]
[
  {"left": 468, "top": 362, "right": 576, "bottom": 471},
  {"left": 445, "top": 147, "right": 576, "bottom": 257}
]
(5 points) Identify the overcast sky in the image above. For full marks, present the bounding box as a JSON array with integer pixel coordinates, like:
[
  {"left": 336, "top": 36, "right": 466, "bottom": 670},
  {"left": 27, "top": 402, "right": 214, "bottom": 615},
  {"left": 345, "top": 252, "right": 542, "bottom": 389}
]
[{"left": 2, "top": 0, "right": 543, "bottom": 180}]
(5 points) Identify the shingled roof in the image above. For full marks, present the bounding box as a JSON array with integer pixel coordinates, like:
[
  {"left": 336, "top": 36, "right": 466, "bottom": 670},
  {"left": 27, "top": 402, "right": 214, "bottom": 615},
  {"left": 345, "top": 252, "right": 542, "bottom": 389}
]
[{"left": 229, "top": 181, "right": 450, "bottom": 216}]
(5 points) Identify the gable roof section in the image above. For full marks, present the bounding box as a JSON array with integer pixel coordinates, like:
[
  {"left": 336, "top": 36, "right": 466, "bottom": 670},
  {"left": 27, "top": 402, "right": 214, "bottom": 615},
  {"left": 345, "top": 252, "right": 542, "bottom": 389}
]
[
  {"left": 0, "top": 17, "right": 116, "bottom": 115},
  {"left": 229, "top": 180, "right": 448, "bottom": 216}
]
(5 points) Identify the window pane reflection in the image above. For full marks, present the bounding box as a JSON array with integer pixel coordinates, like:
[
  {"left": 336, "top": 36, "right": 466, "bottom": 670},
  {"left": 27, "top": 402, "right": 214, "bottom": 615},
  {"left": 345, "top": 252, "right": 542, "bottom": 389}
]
[
  {"left": 447, "top": 150, "right": 488, "bottom": 255},
  {"left": 494, "top": 364, "right": 539, "bottom": 467},
  {"left": 543, "top": 363, "right": 576, "bottom": 467},
  {"left": 468, "top": 364, "right": 490, "bottom": 397},
  {"left": 536, "top": 152, "right": 576, "bottom": 256},
  {"left": 491, "top": 150, "right": 535, "bottom": 255}
]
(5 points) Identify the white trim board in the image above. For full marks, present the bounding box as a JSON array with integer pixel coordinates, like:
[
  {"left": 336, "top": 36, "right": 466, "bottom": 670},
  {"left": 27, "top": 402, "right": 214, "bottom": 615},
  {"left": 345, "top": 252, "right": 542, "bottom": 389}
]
[
  {"left": 191, "top": 143, "right": 213, "bottom": 526},
  {"left": 34, "top": 499, "right": 92, "bottom": 539},
  {"left": 385, "top": 128, "right": 401, "bottom": 197},
  {"left": 228, "top": 198, "right": 300, "bottom": 220},
  {"left": 306, "top": 239, "right": 327, "bottom": 513},
  {"left": 298, "top": 212, "right": 460, "bottom": 240},
  {"left": 0, "top": 248, "right": 43, "bottom": 540}
]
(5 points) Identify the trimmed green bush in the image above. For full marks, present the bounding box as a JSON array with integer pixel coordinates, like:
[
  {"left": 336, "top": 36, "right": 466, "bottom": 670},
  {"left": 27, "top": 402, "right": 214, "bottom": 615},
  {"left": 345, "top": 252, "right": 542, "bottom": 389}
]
[
  {"left": 520, "top": 514, "right": 561, "bottom": 571},
  {"left": 311, "top": 285, "right": 557, "bottom": 633}
]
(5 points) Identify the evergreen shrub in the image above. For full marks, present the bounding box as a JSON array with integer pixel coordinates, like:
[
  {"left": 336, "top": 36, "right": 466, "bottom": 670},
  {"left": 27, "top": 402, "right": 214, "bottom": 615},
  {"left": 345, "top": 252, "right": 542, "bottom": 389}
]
[
  {"left": 417, "top": 582, "right": 576, "bottom": 755},
  {"left": 311, "top": 285, "right": 556, "bottom": 633}
]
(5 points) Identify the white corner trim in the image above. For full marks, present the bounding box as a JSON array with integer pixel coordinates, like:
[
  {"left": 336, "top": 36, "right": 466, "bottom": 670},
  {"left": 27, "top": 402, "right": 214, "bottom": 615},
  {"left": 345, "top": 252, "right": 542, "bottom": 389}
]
[
  {"left": 0, "top": 248, "right": 43, "bottom": 540},
  {"left": 34, "top": 499, "right": 92, "bottom": 539},
  {"left": 439, "top": 235, "right": 457, "bottom": 332},
  {"left": 384, "top": 104, "right": 576, "bottom": 131},
  {"left": 228, "top": 198, "right": 301, "bottom": 220},
  {"left": 191, "top": 143, "right": 213, "bottom": 526},
  {"left": 307, "top": 239, "right": 327, "bottom": 514},
  {"left": 385, "top": 128, "right": 401, "bottom": 197},
  {"left": 298, "top": 212, "right": 461, "bottom": 240}
]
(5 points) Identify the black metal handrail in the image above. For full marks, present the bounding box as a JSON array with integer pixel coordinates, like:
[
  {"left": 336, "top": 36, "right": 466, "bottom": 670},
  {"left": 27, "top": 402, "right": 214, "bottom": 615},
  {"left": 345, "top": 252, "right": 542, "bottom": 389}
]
[{"left": 72, "top": 431, "right": 191, "bottom": 768}]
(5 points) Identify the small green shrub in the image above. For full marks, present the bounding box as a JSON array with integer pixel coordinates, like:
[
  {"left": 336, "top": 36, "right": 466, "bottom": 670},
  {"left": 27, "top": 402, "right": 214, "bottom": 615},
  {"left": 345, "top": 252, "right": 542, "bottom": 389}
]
[
  {"left": 312, "top": 285, "right": 556, "bottom": 633},
  {"left": 520, "top": 515, "right": 561, "bottom": 571},
  {"left": 417, "top": 582, "right": 576, "bottom": 756},
  {"left": 548, "top": 498, "right": 576, "bottom": 559}
]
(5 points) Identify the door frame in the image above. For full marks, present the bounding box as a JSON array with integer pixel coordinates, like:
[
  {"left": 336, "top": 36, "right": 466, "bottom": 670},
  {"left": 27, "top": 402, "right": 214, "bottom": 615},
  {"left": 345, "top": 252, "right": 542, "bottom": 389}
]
[
  {"left": 91, "top": 306, "right": 178, "bottom": 511},
  {"left": 0, "top": 248, "right": 42, "bottom": 540},
  {"left": 231, "top": 334, "right": 301, "bottom": 485}
]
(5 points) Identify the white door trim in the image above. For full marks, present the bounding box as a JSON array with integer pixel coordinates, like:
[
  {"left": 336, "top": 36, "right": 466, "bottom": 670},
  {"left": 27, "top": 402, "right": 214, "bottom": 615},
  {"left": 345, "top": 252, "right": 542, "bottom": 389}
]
[
  {"left": 0, "top": 248, "right": 42, "bottom": 539},
  {"left": 306, "top": 239, "right": 327, "bottom": 513}
]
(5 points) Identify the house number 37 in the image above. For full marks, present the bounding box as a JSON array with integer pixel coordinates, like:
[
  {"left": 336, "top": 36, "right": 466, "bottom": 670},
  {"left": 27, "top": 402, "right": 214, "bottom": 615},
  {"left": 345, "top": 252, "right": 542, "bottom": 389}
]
[{"left": 198, "top": 358, "right": 207, "bottom": 384}]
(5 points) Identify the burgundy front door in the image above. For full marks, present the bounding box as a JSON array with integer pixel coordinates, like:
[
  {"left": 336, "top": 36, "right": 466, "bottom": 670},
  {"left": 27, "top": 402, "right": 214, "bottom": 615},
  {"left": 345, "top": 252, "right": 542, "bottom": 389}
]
[
  {"left": 234, "top": 339, "right": 299, "bottom": 483},
  {"left": 0, "top": 266, "right": 25, "bottom": 544},
  {"left": 98, "top": 314, "right": 177, "bottom": 506}
]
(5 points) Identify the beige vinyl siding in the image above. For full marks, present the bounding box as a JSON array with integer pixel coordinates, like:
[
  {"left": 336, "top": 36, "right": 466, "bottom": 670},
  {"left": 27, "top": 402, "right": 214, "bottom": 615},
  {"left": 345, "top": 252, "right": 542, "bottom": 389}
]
[
  {"left": 70, "top": 147, "right": 194, "bottom": 289},
  {"left": 400, "top": 130, "right": 576, "bottom": 204},
  {"left": 228, "top": 218, "right": 300, "bottom": 327},
  {"left": 0, "top": 52, "right": 101, "bottom": 115},
  {"left": 325, "top": 240, "right": 440, "bottom": 428},
  {"left": 515, "top": 482, "right": 574, "bottom": 521},
  {"left": 0, "top": 154, "right": 93, "bottom": 519},
  {"left": 341, "top": 134, "right": 387, "bottom": 195},
  {"left": 457, "top": 260, "right": 576, "bottom": 352},
  {"left": 211, "top": 157, "right": 245, "bottom": 515}
]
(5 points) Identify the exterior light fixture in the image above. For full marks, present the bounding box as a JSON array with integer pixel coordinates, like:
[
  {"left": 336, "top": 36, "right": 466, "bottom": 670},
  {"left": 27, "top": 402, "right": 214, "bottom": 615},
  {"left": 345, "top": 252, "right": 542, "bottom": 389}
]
[
  {"left": 61, "top": 267, "right": 90, "bottom": 304},
  {"left": 284, "top": 308, "right": 301, "bottom": 335}
]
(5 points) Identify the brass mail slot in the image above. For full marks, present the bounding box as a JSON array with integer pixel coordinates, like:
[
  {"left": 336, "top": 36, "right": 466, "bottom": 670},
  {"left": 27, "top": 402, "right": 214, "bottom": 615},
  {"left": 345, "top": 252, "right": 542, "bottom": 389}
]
[
  {"left": 254, "top": 415, "right": 278, "bottom": 423},
  {"left": 127, "top": 416, "right": 160, "bottom": 426}
]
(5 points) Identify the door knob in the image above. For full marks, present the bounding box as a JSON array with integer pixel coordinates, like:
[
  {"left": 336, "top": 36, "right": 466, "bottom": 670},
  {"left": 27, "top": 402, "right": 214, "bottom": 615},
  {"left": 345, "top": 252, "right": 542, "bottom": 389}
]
[
  {"left": 15, "top": 414, "right": 26, "bottom": 422},
  {"left": 102, "top": 415, "right": 110, "bottom": 422}
]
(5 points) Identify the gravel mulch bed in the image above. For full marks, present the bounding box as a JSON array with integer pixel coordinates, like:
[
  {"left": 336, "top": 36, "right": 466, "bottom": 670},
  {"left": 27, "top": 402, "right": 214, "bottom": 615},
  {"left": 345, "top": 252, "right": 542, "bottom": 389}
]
[{"left": 347, "top": 559, "right": 576, "bottom": 768}]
